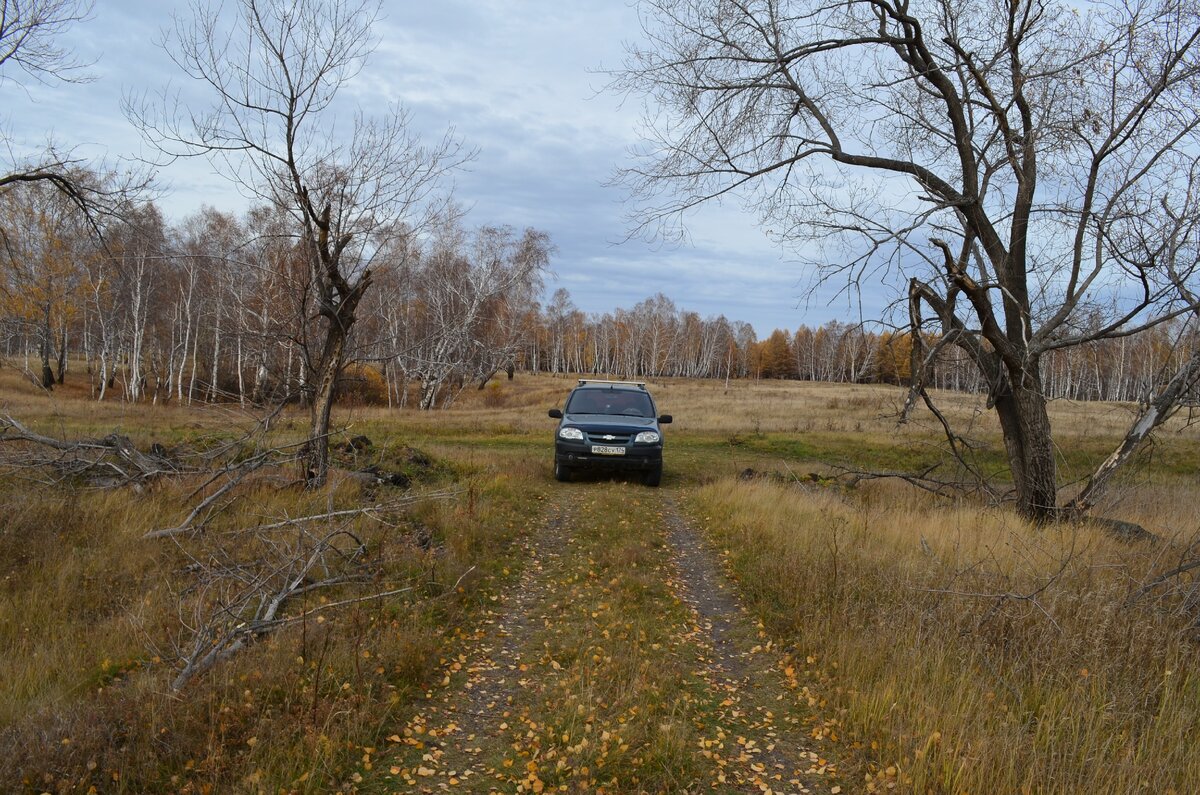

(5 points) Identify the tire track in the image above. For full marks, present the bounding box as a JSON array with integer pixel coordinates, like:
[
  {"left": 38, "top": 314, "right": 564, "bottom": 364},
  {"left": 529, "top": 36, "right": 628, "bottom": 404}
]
[
  {"left": 381, "top": 498, "right": 574, "bottom": 792},
  {"left": 662, "top": 493, "right": 836, "bottom": 795},
  {"left": 378, "top": 488, "right": 839, "bottom": 794}
]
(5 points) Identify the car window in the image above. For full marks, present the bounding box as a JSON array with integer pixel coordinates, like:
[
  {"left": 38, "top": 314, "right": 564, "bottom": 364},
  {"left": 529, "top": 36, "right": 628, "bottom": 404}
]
[{"left": 567, "top": 390, "right": 654, "bottom": 417}]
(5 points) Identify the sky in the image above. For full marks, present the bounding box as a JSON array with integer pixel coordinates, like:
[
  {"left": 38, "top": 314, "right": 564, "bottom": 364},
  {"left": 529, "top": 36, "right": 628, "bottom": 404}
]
[{"left": 6, "top": 0, "right": 891, "bottom": 336}]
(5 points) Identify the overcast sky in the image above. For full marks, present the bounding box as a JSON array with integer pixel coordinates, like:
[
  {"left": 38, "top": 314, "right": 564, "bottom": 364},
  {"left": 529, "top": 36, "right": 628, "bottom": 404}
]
[{"left": 7, "top": 0, "right": 891, "bottom": 335}]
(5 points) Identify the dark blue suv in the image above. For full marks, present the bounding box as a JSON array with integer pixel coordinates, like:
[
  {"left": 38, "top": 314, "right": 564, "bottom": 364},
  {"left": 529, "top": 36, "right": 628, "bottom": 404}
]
[{"left": 548, "top": 380, "right": 673, "bottom": 486}]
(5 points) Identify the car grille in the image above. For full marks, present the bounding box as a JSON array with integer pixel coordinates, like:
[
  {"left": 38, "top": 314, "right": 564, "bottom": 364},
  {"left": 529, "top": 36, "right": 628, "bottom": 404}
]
[{"left": 584, "top": 431, "right": 633, "bottom": 445}]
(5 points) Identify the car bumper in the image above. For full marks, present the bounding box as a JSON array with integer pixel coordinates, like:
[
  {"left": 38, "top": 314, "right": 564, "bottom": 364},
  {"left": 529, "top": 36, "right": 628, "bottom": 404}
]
[{"left": 554, "top": 441, "right": 662, "bottom": 471}]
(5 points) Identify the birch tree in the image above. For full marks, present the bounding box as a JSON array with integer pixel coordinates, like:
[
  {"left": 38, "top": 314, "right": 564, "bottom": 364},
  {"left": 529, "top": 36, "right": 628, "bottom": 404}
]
[
  {"left": 406, "top": 223, "right": 551, "bottom": 409},
  {"left": 0, "top": 180, "right": 91, "bottom": 387}
]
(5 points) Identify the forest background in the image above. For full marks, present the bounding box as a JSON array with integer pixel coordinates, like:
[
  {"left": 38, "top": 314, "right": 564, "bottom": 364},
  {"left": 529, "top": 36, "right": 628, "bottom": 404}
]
[{"left": 4, "top": 199, "right": 1191, "bottom": 411}]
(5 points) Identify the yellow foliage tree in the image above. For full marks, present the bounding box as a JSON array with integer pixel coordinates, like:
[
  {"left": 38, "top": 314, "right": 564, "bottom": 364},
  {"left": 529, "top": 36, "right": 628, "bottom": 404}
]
[{"left": 0, "top": 183, "right": 92, "bottom": 388}]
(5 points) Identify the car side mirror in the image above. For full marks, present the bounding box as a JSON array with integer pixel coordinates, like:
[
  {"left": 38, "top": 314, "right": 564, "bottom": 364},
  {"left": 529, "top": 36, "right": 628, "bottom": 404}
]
[
  {"left": 548, "top": 408, "right": 563, "bottom": 419},
  {"left": 658, "top": 414, "right": 672, "bottom": 424}
]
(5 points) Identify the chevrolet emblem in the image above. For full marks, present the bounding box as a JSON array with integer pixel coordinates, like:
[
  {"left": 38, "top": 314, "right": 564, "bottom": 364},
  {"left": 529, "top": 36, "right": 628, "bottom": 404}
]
[{"left": 602, "top": 434, "right": 616, "bottom": 441}]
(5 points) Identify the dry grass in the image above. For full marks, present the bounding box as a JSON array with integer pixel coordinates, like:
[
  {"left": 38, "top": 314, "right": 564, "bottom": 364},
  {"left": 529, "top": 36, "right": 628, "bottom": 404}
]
[
  {"left": 3, "top": 363, "right": 1200, "bottom": 791},
  {"left": 354, "top": 373, "right": 1200, "bottom": 493},
  {"left": 0, "top": 367, "right": 550, "bottom": 792},
  {"left": 0, "top": 465, "right": 543, "bottom": 792},
  {"left": 687, "top": 478, "right": 1200, "bottom": 792}
]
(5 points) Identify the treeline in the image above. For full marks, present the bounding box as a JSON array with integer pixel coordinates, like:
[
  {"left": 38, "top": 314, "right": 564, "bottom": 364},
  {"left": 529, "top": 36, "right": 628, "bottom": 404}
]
[
  {"left": 0, "top": 183, "right": 548, "bottom": 408},
  {"left": 3, "top": 182, "right": 1196, "bottom": 407},
  {"left": 528, "top": 290, "right": 1200, "bottom": 404}
]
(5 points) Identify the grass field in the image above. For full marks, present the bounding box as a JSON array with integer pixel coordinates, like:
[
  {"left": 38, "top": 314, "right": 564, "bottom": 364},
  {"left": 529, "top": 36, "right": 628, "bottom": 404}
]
[{"left": 2, "top": 366, "right": 1199, "bottom": 792}]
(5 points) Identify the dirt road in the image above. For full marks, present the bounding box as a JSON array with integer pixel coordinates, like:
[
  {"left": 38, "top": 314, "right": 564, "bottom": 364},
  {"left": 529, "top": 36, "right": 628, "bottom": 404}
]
[{"left": 380, "top": 482, "right": 839, "bottom": 794}]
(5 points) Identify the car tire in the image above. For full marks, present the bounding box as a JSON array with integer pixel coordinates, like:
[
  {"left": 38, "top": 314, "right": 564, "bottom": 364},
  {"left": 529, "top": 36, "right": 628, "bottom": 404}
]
[
  {"left": 554, "top": 461, "right": 572, "bottom": 482},
  {"left": 643, "top": 465, "right": 662, "bottom": 487}
]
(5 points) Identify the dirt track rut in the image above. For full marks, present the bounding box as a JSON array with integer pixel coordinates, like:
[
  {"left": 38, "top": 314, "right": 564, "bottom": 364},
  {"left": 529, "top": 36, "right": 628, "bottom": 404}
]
[{"left": 379, "top": 486, "right": 836, "bottom": 794}]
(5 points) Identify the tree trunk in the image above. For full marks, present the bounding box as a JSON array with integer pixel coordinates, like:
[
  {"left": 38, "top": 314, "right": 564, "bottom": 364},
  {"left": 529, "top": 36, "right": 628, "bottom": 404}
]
[
  {"left": 303, "top": 327, "right": 346, "bottom": 488},
  {"left": 419, "top": 375, "right": 441, "bottom": 410},
  {"left": 40, "top": 302, "right": 54, "bottom": 390},
  {"left": 301, "top": 206, "right": 376, "bottom": 484},
  {"left": 994, "top": 377, "right": 1058, "bottom": 523},
  {"left": 188, "top": 324, "right": 200, "bottom": 405},
  {"left": 236, "top": 331, "right": 246, "bottom": 407},
  {"left": 208, "top": 307, "right": 222, "bottom": 402},
  {"left": 177, "top": 302, "right": 192, "bottom": 403},
  {"left": 56, "top": 324, "right": 67, "bottom": 384}
]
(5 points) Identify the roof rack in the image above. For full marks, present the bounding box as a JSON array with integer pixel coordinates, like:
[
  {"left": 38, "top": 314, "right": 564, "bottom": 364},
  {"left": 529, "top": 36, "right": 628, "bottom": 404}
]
[{"left": 577, "top": 379, "right": 646, "bottom": 389}]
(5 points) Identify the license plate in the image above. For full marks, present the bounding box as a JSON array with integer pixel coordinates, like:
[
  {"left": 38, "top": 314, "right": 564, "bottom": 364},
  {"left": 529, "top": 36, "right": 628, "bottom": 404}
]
[{"left": 591, "top": 445, "right": 626, "bottom": 456}]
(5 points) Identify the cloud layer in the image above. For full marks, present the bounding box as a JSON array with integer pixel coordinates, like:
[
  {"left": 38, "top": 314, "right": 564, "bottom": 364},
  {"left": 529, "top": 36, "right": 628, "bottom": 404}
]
[{"left": 5, "top": 0, "right": 888, "bottom": 334}]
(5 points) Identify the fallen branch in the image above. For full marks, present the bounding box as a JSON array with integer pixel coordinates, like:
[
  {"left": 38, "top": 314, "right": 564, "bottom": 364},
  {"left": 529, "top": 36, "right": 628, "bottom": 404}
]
[
  {"left": 0, "top": 413, "right": 193, "bottom": 486},
  {"left": 223, "top": 489, "right": 461, "bottom": 535},
  {"left": 168, "top": 489, "right": 464, "bottom": 690},
  {"left": 1128, "top": 558, "right": 1200, "bottom": 604},
  {"left": 171, "top": 526, "right": 370, "bottom": 690},
  {"left": 265, "top": 564, "right": 476, "bottom": 630},
  {"left": 915, "top": 586, "right": 1064, "bottom": 633},
  {"left": 144, "top": 464, "right": 264, "bottom": 539},
  {"left": 833, "top": 463, "right": 996, "bottom": 500}
]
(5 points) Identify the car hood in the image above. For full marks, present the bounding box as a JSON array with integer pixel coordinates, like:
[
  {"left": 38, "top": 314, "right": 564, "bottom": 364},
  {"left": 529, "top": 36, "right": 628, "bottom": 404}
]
[{"left": 562, "top": 413, "right": 658, "bottom": 432}]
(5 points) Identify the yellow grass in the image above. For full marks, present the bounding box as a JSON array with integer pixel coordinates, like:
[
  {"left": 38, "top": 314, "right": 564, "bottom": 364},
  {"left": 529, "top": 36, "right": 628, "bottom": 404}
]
[{"left": 687, "top": 478, "right": 1200, "bottom": 792}]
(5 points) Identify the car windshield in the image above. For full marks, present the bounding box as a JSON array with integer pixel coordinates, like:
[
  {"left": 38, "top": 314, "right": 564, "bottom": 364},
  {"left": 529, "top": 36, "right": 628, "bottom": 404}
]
[{"left": 567, "top": 390, "right": 655, "bottom": 418}]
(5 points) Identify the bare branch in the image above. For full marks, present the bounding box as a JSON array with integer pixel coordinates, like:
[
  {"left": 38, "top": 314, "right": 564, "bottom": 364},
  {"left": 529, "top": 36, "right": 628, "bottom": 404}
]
[{"left": 0, "top": 0, "right": 93, "bottom": 87}]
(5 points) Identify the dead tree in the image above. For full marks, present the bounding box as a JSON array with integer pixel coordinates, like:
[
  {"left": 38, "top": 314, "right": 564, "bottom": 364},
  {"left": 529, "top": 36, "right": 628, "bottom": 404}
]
[
  {"left": 128, "top": 0, "right": 469, "bottom": 486},
  {"left": 617, "top": 0, "right": 1200, "bottom": 522}
]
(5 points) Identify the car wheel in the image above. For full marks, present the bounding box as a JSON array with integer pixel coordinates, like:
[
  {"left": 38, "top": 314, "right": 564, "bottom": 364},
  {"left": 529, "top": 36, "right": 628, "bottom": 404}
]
[
  {"left": 554, "top": 462, "right": 572, "bottom": 482},
  {"left": 643, "top": 465, "right": 662, "bottom": 487}
]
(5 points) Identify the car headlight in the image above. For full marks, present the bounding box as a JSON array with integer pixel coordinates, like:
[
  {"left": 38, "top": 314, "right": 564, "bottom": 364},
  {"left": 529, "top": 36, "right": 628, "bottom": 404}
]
[
  {"left": 558, "top": 427, "right": 584, "bottom": 440},
  {"left": 634, "top": 431, "right": 661, "bottom": 444}
]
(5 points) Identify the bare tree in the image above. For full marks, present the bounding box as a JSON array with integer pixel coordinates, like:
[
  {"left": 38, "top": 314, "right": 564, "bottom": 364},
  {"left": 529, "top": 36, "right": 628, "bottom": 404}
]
[
  {"left": 402, "top": 220, "right": 551, "bottom": 409},
  {"left": 616, "top": 0, "right": 1200, "bottom": 521},
  {"left": 1, "top": 1, "right": 147, "bottom": 227},
  {"left": 129, "top": 0, "right": 469, "bottom": 486}
]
